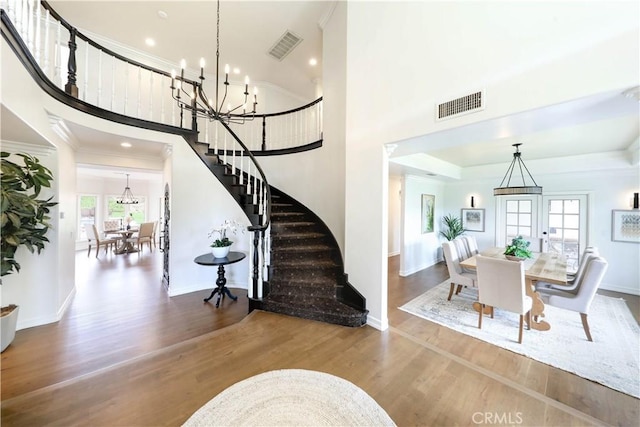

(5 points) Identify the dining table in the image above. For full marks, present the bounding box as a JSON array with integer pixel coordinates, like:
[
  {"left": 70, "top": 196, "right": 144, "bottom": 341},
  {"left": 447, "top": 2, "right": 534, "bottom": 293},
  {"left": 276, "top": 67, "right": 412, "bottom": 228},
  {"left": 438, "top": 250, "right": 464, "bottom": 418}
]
[
  {"left": 106, "top": 228, "right": 139, "bottom": 254},
  {"left": 459, "top": 247, "right": 567, "bottom": 331}
]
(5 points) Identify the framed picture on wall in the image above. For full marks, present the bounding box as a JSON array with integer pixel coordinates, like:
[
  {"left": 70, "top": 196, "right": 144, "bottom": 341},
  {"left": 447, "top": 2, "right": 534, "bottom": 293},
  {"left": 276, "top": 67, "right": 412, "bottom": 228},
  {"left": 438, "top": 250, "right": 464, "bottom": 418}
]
[
  {"left": 421, "top": 194, "right": 435, "bottom": 234},
  {"left": 461, "top": 208, "right": 485, "bottom": 232},
  {"left": 611, "top": 210, "right": 640, "bottom": 243}
]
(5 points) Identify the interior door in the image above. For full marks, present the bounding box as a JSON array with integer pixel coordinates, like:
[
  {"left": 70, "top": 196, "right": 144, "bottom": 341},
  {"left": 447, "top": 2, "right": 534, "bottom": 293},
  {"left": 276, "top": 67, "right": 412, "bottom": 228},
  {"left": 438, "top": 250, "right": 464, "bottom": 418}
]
[
  {"left": 542, "top": 194, "right": 588, "bottom": 273},
  {"left": 495, "top": 195, "right": 541, "bottom": 250}
]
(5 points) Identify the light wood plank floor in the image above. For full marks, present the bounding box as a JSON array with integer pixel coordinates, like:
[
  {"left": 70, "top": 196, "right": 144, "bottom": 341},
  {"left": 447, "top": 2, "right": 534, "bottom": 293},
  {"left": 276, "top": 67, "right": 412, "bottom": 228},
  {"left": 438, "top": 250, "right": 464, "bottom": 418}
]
[{"left": 1, "top": 251, "right": 638, "bottom": 426}]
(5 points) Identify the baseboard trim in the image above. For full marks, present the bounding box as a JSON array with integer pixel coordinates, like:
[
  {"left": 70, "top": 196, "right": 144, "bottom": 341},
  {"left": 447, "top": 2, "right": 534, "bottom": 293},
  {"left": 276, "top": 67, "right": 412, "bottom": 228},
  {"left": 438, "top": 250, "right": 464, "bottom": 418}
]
[
  {"left": 366, "top": 314, "right": 389, "bottom": 331},
  {"left": 599, "top": 282, "right": 640, "bottom": 296}
]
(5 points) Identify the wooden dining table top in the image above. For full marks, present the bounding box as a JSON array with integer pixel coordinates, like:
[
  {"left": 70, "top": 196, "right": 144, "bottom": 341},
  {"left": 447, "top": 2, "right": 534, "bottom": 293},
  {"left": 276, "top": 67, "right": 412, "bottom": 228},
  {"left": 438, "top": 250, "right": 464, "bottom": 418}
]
[{"left": 460, "top": 246, "right": 568, "bottom": 285}]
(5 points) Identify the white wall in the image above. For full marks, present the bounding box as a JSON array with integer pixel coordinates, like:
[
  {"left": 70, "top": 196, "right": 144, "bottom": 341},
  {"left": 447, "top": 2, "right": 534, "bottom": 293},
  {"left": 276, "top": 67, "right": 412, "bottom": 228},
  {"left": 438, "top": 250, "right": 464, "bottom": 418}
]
[
  {"left": 258, "top": 0, "right": 347, "bottom": 252},
  {"left": 167, "top": 140, "right": 251, "bottom": 296},
  {"left": 399, "top": 175, "right": 445, "bottom": 276},
  {"left": 388, "top": 176, "right": 401, "bottom": 256},
  {"left": 343, "top": 1, "right": 639, "bottom": 330}
]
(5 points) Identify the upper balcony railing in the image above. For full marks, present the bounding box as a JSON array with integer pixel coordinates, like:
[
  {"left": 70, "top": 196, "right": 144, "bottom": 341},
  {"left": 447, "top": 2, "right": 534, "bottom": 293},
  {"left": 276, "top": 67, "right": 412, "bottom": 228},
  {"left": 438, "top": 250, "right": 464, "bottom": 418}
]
[{"left": 1, "top": 0, "right": 323, "bottom": 154}]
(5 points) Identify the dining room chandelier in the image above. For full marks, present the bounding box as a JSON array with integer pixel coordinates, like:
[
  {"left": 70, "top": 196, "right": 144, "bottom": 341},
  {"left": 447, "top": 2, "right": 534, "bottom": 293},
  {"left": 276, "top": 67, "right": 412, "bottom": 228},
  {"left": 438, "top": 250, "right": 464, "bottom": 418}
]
[
  {"left": 169, "top": 0, "right": 257, "bottom": 125},
  {"left": 116, "top": 174, "right": 138, "bottom": 204},
  {"left": 493, "top": 143, "right": 542, "bottom": 196}
]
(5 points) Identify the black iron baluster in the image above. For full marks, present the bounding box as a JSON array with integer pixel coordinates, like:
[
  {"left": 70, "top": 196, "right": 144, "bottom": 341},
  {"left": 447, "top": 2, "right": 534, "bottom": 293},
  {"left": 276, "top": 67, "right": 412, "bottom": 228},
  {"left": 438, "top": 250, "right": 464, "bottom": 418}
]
[
  {"left": 252, "top": 230, "right": 260, "bottom": 297},
  {"left": 64, "top": 27, "right": 78, "bottom": 97},
  {"left": 261, "top": 116, "right": 266, "bottom": 151}
]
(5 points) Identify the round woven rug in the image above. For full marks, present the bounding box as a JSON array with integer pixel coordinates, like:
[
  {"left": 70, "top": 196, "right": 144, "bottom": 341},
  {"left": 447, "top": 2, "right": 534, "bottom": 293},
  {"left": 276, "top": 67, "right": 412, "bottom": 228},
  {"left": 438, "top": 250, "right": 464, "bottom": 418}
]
[{"left": 182, "top": 369, "right": 396, "bottom": 426}]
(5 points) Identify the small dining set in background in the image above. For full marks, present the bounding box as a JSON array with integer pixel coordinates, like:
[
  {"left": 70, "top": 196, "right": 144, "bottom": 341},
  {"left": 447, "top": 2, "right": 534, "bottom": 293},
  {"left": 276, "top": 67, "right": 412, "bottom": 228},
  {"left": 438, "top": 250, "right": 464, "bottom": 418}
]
[
  {"left": 87, "top": 219, "right": 158, "bottom": 257},
  {"left": 442, "top": 235, "right": 608, "bottom": 344}
]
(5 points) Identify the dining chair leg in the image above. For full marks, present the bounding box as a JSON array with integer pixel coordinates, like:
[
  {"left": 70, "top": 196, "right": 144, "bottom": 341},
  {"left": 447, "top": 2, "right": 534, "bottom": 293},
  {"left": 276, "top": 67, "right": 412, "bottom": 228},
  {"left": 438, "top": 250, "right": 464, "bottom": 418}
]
[
  {"left": 455, "top": 284, "right": 463, "bottom": 295},
  {"left": 490, "top": 306, "right": 494, "bottom": 319},
  {"left": 580, "top": 313, "right": 593, "bottom": 342},
  {"left": 526, "top": 311, "right": 531, "bottom": 330},
  {"left": 447, "top": 283, "right": 456, "bottom": 301},
  {"left": 87, "top": 244, "right": 92, "bottom": 257},
  {"left": 478, "top": 304, "right": 483, "bottom": 329},
  {"left": 518, "top": 314, "right": 524, "bottom": 343}
]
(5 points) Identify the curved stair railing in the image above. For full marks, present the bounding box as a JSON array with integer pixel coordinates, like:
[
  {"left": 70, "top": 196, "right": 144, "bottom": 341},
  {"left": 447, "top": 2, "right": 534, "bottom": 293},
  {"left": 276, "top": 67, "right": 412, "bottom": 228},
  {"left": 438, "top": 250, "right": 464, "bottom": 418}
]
[
  {"left": 2, "top": 0, "right": 367, "bottom": 326},
  {"left": 2, "top": 0, "right": 323, "bottom": 154}
]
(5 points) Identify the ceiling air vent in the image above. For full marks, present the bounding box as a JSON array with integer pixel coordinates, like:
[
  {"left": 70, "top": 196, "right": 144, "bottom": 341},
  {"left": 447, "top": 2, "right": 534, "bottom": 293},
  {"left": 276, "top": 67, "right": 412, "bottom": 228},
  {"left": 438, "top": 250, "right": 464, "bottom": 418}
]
[
  {"left": 268, "top": 30, "right": 303, "bottom": 61},
  {"left": 436, "top": 90, "right": 484, "bottom": 121}
]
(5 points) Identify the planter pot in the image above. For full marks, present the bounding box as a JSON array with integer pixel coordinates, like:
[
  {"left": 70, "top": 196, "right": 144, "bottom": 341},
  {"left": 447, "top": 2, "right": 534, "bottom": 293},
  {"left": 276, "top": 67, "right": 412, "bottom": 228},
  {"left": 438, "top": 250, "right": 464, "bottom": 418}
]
[
  {"left": 212, "top": 245, "right": 231, "bottom": 258},
  {"left": 505, "top": 255, "right": 525, "bottom": 262},
  {"left": 1, "top": 305, "right": 19, "bottom": 353}
]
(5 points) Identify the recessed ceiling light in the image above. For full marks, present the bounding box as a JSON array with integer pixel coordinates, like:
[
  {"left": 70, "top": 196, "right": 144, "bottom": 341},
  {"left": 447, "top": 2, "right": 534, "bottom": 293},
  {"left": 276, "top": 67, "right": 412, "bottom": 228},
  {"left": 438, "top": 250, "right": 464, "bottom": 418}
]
[
  {"left": 309, "top": 58, "right": 317, "bottom": 66},
  {"left": 157, "top": 10, "right": 168, "bottom": 19},
  {"left": 145, "top": 38, "right": 155, "bottom": 47},
  {"left": 121, "top": 142, "right": 132, "bottom": 148},
  {"left": 233, "top": 67, "right": 240, "bottom": 74}
]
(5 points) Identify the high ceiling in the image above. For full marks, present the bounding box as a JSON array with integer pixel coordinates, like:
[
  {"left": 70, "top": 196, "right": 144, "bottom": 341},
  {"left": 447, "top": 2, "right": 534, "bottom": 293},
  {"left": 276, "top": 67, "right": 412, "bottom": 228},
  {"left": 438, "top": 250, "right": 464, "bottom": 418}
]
[
  {"left": 49, "top": 0, "right": 329, "bottom": 99},
  {"left": 4, "top": 1, "right": 639, "bottom": 180}
]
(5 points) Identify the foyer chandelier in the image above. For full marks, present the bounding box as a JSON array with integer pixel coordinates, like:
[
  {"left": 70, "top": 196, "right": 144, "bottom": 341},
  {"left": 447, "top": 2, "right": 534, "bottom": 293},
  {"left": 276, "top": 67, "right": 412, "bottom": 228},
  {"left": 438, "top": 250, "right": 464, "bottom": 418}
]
[
  {"left": 493, "top": 143, "right": 542, "bottom": 196},
  {"left": 170, "top": 0, "right": 257, "bottom": 125},
  {"left": 116, "top": 174, "right": 138, "bottom": 204}
]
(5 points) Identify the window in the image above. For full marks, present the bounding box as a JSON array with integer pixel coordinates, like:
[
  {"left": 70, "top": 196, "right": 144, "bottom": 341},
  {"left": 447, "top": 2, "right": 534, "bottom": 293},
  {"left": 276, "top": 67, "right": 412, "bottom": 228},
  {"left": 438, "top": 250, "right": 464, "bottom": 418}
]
[
  {"left": 505, "top": 199, "right": 532, "bottom": 240},
  {"left": 106, "top": 196, "right": 146, "bottom": 226},
  {"left": 78, "top": 195, "right": 97, "bottom": 240},
  {"left": 543, "top": 196, "right": 587, "bottom": 272}
]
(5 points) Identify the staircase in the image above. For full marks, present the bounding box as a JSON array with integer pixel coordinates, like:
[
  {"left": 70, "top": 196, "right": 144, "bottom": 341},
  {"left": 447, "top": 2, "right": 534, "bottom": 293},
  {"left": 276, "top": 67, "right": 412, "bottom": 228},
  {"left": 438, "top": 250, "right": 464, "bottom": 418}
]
[
  {"left": 1, "top": 1, "right": 367, "bottom": 328},
  {"left": 261, "top": 188, "right": 368, "bottom": 327},
  {"left": 188, "top": 138, "right": 368, "bottom": 327}
]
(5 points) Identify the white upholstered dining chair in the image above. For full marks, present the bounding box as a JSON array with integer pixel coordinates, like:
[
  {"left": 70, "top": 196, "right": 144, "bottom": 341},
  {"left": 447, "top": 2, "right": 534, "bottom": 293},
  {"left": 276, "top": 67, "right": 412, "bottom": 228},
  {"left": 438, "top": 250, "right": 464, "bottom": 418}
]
[
  {"left": 87, "top": 224, "right": 119, "bottom": 258},
  {"left": 135, "top": 222, "right": 155, "bottom": 253},
  {"left": 537, "top": 256, "right": 608, "bottom": 342},
  {"left": 442, "top": 241, "right": 477, "bottom": 301},
  {"left": 536, "top": 250, "right": 600, "bottom": 294},
  {"left": 476, "top": 255, "right": 532, "bottom": 344}
]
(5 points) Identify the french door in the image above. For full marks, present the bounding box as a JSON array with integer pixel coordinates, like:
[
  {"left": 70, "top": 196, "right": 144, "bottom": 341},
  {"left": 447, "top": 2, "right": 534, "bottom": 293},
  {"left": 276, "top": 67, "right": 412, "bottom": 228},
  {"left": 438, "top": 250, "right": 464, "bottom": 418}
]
[
  {"left": 496, "top": 193, "right": 589, "bottom": 273},
  {"left": 541, "top": 194, "right": 588, "bottom": 273}
]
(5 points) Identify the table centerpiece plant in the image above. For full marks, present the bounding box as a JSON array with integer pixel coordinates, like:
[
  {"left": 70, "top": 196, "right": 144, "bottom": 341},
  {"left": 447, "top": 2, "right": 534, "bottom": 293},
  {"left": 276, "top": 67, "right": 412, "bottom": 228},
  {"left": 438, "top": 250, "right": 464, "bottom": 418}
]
[
  {"left": 504, "top": 235, "right": 533, "bottom": 261},
  {"left": 208, "top": 219, "right": 244, "bottom": 258}
]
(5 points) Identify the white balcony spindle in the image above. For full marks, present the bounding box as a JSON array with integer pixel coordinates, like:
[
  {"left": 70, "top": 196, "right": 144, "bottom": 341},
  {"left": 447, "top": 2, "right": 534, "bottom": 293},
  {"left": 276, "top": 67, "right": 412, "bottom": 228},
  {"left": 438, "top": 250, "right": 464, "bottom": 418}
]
[
  {"left": 34, "top": 1, "right": 41, "bottom": 65},
  {"left": 97, "top": 50, "right": 102, "bottom": 107},
  {"left": 123, "top": 63, "right": 128, "bottom": 115},
  {"left": 136, "top": 66, "right": 141, "bottom": 117},
  {"left": 54, "top": 20, "right": 61, "bottom": 86},
  {"left": 25, "top": 0, "right": 34, "bottom": 54},
  {"left": 161, "top": 75, "right": 166, "bottom": 124},
  {"left": 148, "top": 72, "right": 153, "bottom": 121},
  {"left": 247, "top": 240, "right": 254, "bottom": 299},
  {"left": 83, "top": 41, "right": 89, "bottom": 101},
  {"left": 110, "top": 56, "right": 116, "bottom": 111},
  {"left": 43, "top": 8, "right": 50, "bottom": 76}
]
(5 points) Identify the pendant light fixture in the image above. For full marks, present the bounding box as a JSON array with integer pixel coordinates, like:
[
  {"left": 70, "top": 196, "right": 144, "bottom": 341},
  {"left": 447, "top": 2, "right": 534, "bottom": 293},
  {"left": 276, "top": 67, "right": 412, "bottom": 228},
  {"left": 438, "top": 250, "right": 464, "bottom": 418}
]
[
  {"left": 116, "top": 173, "right": 138, "bottom": 204},
  {"left": 494, "top": 143, "right": 542, "bottom": 196},
  {"left": 170, "top": 0, "right": 258, "bottom": 125}
]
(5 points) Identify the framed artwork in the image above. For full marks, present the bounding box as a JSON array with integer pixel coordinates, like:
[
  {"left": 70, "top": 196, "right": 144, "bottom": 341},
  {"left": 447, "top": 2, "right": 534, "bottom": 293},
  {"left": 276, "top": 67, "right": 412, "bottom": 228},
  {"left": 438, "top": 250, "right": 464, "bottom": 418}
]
[
  {"left": 461, "top": 208, "right": 485, "bottom": 232},
  {"left": 421, "top": 194, "right": 435, "bottom": 234},
  {"left": 611, "top": 210, "right": 640, "bottom": 243}
]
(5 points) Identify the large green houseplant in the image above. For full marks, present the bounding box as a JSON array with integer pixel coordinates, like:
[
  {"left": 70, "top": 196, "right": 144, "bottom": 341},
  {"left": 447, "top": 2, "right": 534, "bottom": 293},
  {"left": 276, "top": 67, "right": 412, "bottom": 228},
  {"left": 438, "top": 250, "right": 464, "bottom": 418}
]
[
  {"left": 1, "top": 152, "right": 57, "bottom": 351},
  {"left": 439, "top": 214, "right": 465, "bottom": 241}
]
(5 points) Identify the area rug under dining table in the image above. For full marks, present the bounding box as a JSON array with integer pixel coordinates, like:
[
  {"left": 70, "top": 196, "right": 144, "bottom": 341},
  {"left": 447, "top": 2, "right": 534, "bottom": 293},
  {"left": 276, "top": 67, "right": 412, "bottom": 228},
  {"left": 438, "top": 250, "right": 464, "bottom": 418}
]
[{"left": 399, "top": 281, "right": 640, "bottom": 398}]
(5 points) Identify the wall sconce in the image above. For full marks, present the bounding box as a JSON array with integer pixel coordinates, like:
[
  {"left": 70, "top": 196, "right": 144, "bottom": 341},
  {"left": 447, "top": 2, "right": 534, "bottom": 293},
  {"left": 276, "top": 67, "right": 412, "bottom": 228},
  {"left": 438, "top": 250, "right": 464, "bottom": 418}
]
[
  {"left": 470, "top": 196, "right": 475, "bottom": 208},
  {"left": 633, "top": 192, "right": 639, "bottom": 210}
]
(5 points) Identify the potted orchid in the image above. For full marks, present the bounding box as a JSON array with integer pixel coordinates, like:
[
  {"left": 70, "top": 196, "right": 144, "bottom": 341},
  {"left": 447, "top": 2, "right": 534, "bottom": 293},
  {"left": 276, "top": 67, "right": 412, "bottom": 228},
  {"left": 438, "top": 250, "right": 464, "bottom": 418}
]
[{"left": 208, "top": 220, "right": 243, "bottom": 258}]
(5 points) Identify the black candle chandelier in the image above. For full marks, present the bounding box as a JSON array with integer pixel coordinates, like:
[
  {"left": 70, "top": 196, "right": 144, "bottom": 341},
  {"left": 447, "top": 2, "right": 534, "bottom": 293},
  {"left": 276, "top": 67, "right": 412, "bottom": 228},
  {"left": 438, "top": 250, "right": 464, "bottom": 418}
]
[
  {"left": 116, "top": 174, "right": 138, "bottom": 205},
  {"left": 494, "top": 143, "right": 542, "bottom": 196},
  {"left": 170, "top": 0, "right": 257, "bottom": 125}
]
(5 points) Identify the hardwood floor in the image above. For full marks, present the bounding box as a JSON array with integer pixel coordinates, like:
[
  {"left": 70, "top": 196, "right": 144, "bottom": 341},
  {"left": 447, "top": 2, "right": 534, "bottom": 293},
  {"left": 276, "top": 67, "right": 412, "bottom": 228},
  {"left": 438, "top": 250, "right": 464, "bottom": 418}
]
[{"left": 1, "top": 251, "right": 638, "bottom": 426}]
